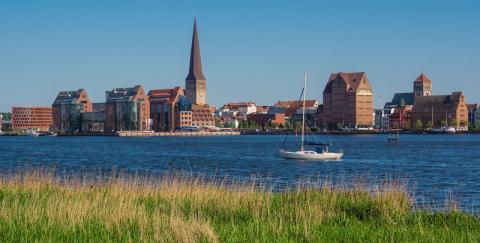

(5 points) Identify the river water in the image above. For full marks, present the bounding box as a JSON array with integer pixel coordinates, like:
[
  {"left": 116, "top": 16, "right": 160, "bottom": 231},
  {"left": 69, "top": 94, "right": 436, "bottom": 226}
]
[{"left": 0, "top": 134, "right": 479, "bottom": 211}]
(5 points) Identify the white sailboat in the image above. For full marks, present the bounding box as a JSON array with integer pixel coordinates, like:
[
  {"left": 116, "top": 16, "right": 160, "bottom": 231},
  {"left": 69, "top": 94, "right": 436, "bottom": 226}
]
[{"left": 279, "top": 73, "right": 343, "bottom": 161}]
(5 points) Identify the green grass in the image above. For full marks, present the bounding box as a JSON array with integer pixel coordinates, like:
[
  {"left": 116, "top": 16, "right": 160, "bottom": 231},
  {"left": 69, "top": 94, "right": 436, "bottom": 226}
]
[{"left": 0, "top": 172, "right": 479, "bottom": 242}]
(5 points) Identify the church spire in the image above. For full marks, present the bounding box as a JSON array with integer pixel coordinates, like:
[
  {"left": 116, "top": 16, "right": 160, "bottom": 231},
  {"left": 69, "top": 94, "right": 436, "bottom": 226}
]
[
  {"left": 187, "top": 17, "right": 206, "bottom": 81},
  {"left": 185, "top": 17, "right": 207, "bottom": 105}
]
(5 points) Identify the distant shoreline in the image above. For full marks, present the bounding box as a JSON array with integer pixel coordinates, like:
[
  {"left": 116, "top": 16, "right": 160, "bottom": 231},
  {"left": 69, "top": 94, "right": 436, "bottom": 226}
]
[{"left": 1, "top": 130, "right": 480, "bottom": 137}]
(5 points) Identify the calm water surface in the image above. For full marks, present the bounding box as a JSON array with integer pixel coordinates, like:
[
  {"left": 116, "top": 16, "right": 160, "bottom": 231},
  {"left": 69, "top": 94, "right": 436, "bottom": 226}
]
[{"left": 1, "top": 134, "right": 479, "bottom": 211}]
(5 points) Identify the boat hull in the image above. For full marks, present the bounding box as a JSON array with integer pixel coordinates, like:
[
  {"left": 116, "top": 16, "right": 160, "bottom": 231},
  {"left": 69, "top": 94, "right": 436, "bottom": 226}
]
[{"left": 279, "top": 150, "right": 343, "bottom": 161}]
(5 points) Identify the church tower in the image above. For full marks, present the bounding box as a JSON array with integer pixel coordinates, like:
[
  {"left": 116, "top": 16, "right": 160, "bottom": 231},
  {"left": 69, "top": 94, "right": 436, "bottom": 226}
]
[
  {"left": 413, "top": 73, "right": 432, "bottom": 99},
  {"left": 185, "top": 17, "right": 207, "bottom": 105}
]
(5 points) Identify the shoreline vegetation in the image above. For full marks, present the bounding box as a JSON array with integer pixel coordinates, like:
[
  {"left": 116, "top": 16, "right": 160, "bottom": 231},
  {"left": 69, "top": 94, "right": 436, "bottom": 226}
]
[{"left": 0, "top": 171, "right": 479, "bottom": 242}]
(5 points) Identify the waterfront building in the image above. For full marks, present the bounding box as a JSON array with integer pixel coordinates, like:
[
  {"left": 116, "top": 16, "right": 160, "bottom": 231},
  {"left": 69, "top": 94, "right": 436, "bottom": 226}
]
[
  {"left": 185, "top": 18, "right": 207, "bottom": 106},
  {"left": 81, "top": 111, "right": 106, "bottom": 132},
  {"left": 374, "top": 109, "right": 390, "bottom": 131},
  {"left": 322, "top": 72, "right": 374, "bottom": 129},
  {"left": 11, "top": 106, "right": 53, "bottom": 132},
  {"left": 105, "top": 85, "right": 150, "bottom": 132},
  {"left": 275, "top": 100, "right": 319, "bottom": 108},
  {"left": 385, "top": 74, "right": 433, "bottom": 109},
  {"left": 218, "top": 102, "right": 257, "bottom": 121},
  {"left": 389, "top": 105, "right": 412, "bottom": 130},
  {"left": 2, "top": 120, "right": 12, "bottom": 132},
  {"left": 292, "top": 107, "right": 319, "bottom": 128},
  {"left": 467, "top": 104, "right": 479, "bottom": 127},
  {"left": 247, "top": 113, "right": 285, "bottom": 127},
  {"left": 191, "top": 104, "right": 215, "bottom": 128},
  {"left": 256, "top": 106, "right": 269, "bottom": 114},
  {"left": 0, "top": 114, "right": 2, "bottom": 131},
  {"left": 274, "top": 100, "right": 319, "bottom": 127},
  {"left": 216, "top": 104, "right": 240, "bottom": 120},
  {"left": 267, "top": 106, "right": 286, "bottom": 115},
  {"left": 411, "top": 92, "right": 468, "bottom": 130},
  {"left": 78, "top": 103, "right": 106, "bottom": 133},
  {"left": 92, "top": 103, "right": 105, "bottom": 112},
  {"left": 237, "top": 102, "right": 257, "bottom": 116},
  {"left": 52, "top": 89, "right": 92, "bottom": 133},
  {"left": 476, "top": 108, "right": 480, "bottom": 128},
  {"left": 275, "top": 100, "right": 318, "bottom": 119},
  {"left": 149, "top": 87, "right": 191, "bottom": 132}
]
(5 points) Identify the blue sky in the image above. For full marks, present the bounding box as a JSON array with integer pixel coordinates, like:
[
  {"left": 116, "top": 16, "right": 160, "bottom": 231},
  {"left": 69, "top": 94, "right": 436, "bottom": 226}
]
[{"left": 0, "top": 0, "right": 479, "bottom": 111}]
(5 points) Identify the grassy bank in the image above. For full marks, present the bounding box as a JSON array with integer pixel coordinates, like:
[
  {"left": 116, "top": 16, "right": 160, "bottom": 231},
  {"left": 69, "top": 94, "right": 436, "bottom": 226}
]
[{"left": 0, "top": 172, "right": 479, "bottom": 242}]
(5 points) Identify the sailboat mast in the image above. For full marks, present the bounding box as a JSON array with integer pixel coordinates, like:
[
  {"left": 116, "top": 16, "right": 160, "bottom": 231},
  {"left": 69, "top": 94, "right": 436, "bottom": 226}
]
[
  {"left": 431, "top": 106, "right": 434, "bottom": 127},
  {"left": 301, "top": 72, "right": 307, "bottom": 151}
]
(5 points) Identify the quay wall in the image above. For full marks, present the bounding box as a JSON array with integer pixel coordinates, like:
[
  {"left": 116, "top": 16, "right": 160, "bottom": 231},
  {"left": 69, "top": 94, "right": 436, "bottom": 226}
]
[{"left": 117, "top": 131, "right": 240, "bottom": 137}]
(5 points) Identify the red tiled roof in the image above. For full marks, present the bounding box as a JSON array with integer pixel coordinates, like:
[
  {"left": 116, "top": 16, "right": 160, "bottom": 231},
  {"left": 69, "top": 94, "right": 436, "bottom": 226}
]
[
  {"left": 412, "top": 92, "right": 464, "bottom": 113},
  {"left": 148, "top": 87, "right": 183, "bottom": 103},
  {"left": 323, "top": 72, "right": 367, "bottom": 94},
  {"left": 275, "top": 100, "right": 317, "bottom": 108},
  {"left": 415, "top": 73, "right": 432, "bottom": 84}
]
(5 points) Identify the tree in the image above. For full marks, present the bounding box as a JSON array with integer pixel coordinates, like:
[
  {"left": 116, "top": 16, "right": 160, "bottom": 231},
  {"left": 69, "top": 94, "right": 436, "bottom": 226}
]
[
  {"left": 448, "top": 119, "right": 457, "bottom": 127},
  {"left": 414, "top": 119, "right": 423, "bottom": 131},
  {"left": 476, "top": 121, "right": 480, "bottom": 129},
  {"left": 425, "top": 120, "right": 433, "bottom": 129},
  {"left": 440, "top": 120, "right": 447, "bottom": 127},
  {"left": 240, "top": 120, "right": 247, "bottom": 129},
  {"left": 248, "top": 120, "right": 257, "bottom": 129}
]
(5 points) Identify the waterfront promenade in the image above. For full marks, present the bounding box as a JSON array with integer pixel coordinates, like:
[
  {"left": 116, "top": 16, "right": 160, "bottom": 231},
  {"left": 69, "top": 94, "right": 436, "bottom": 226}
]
[{"left": 117, "top": 131, "right": 240, "bottom": 137}]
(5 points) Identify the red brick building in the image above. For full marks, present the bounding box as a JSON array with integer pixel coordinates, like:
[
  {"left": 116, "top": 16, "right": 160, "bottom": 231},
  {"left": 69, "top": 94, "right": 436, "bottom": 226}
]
[
  {"left": 389, "top": 105, "right": 412, "bottom": 130},
  {"left": 12, "top": 106, "right": 53, "bottom": 132},
  {"left": 191, "top": 104, "right": 215, "bottom": 128},
  {"left": 247, "top": 113, "right": 285, "bottom": 127},
  {"left": 52, "top": 89, "right": 92, "bottom": 133},
  {"left": 105, "top": 85, "right": 150, "bottom": 132},
  {"left": 275, "top": 100, "right": 318, "bottom": 118},
  {"left": 323, "top": 72, "right": 374, "bottom": 129},
  {"left": 411, "top": 92, "right": 468, "bottom": 129},
  {"left": 149, "top": 87, "right": 192, "bottom": 132}
]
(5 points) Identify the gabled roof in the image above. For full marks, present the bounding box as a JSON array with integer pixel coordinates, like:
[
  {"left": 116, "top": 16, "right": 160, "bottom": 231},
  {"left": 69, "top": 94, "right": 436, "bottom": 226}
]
[
  {"left": 323, "top": 72, "right": 368, "bottom": 94},
  {"left": 267, "top": 106, "right": 286, "bottom": 115},
  {"left": 415, "top": 73, "right": 432, "bottom": 84},
  {"left": 412, "top": 92, "right": 464, "bottom": 113},
  {"left": 148, "top": 87, "right": 184, "bottom": 104},
  {"left": 275, "top": 100, "right": 318, "bottom": 109},
  {"left": 385, "top": 92, "right": 414, "bottom": 108},
  {"left": 225, "top": 102, "right": 256, "bottom": 109},
  {"left": 106, "top": 85, "right": 144, "bottom": 102},
  {"left": 53, "top": 89, "right": 87, "bottom": 106}
]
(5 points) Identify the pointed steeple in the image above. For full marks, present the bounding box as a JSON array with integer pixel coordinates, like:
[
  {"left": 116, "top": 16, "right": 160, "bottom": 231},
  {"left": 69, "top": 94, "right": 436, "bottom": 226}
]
[{"left": 187, "top": 17, "right": 206, "bottom": 81}]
